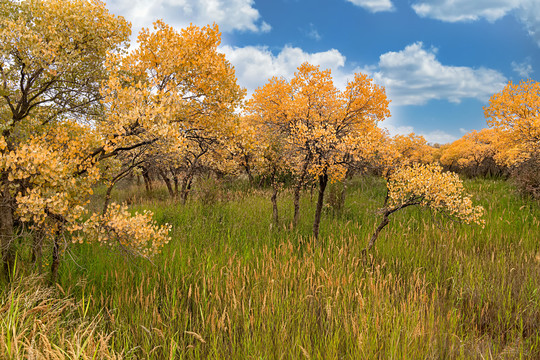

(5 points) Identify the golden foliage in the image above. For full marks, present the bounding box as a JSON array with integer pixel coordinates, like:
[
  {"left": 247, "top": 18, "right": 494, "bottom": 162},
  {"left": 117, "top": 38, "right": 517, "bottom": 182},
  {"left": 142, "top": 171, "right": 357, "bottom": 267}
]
[
  {"left": 247, "top": 62, "right": 390, "bottom": 182},
  {"left": 387, "top": 163, "right": 485, "bottom": 226},
  {"left": 439, "top": 128, "right": 498, "bottom": 169},
  {"left": 79, "top": 203, "right": 171, "bottom": 258},
  {"left": 484, "top": 79, "right": 540, "bottom": 166}
]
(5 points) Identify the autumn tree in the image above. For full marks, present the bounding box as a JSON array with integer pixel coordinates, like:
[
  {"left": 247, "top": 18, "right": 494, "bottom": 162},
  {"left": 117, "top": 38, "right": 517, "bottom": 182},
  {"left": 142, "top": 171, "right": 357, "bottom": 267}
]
[
  {"left": 110, "top": 21, "right": 244, "bottom": 204},
  {"left": 248, "top": 63, "right": 390, "bottom": 239},
  {"left": 439, "top": 128, "right": 502, "bottom": 177},
  {"left": 365, "top": 163, "right": 485, "bottom": 251},
  {"left": 392, "top": 133, "right": 436, "bottom": 166},
  {"left": 0, "top": 0, "right": 171, "bottom": 281},
  {"left": 485, "top": 79, "right": 539, "bottom": 197},
  {"left": 485, "top": 79, "right": 540, "bottom": 166}
]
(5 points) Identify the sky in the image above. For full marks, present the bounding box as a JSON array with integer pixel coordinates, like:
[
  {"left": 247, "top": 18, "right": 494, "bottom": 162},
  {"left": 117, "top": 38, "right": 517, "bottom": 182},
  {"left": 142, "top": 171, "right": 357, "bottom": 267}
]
[{"left": 104, "top": 0, "right": 540, "bottom": 144}]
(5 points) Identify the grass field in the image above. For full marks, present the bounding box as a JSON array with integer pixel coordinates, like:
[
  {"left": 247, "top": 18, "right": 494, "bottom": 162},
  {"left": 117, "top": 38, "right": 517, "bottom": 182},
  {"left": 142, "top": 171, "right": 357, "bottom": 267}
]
[{"left": 2, "top": 176, "right": 540, "bottom": 359}]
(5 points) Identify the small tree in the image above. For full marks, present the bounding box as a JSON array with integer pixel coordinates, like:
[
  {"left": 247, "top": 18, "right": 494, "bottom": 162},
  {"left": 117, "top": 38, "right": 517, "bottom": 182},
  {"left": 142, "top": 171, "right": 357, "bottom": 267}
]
[
  {"left": 248, "top": 63, "right": 390, "bottom": 239},
  {"left": 484, "top": 79, "right": 540, "bottom": 166},
  {"left": 365, "top": 163, "right": 485, "bottom": 251}
]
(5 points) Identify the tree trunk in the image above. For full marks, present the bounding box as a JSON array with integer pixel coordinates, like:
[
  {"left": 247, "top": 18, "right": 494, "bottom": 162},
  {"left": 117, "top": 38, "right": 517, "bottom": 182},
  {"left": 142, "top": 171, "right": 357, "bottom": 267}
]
[
  {"left": 293, "top": 156, "right": 311, "bottom": 227},
  {"left": 181, "top": 173, "right": 195, "bottom": 205},
  {"left": 159, "top": 169, "right": 175, "bottom": 198},
  {"left": 0, "top": 190, "right": 14, "bottom": 279},
  {"left": 243, "top": 156, "right": 254, "bottom": 184},
  {"left": 312, "top": 173, "right": 328, "bottom": 240},
  {"left": 365, "top": 212, "right": 390, "bottom": 252},
  {"left": 142, "top": 167, "right": 152, "bottom": 194},
  {"left": 171, "top": 167, "right": 179, "bottom": 198},
  {"left": 50, "top": 230, "right": 61, "bottom": 284}
]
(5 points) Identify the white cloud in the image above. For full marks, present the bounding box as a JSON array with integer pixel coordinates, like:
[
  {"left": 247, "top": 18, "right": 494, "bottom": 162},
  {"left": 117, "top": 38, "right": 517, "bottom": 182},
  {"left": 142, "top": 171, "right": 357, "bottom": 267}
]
[
  {"left": 370, "top": 42, "right": 507, "bottom": 106},
  {"left": 220, "top": 45, "right": 347, "bottom": 94},
  {"left": 383, "top": 121, "right": 457, "bottom": 144},
  {"left": 512, "top": 58, "right": 534, "bottom": 78},
  {"left": 412, "top": 0, "right": 518, "bottom": 22},
  {"left": 106, "top": 0, "right": 270, "bottom": 34},
  {"left": 346, "top": 0, "right": 395, "bottom": 12},
  {"left": 422, "top": 129, "right": 458, "bottom": 144},
  {"left": 411, "top": 0, "right": 540, "bottom": 46}
]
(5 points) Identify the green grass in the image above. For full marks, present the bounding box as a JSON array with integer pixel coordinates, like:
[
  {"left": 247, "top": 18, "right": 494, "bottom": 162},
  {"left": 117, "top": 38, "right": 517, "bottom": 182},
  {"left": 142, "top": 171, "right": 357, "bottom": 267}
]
[{"left": 3, "top": 176, "right": 540, "bottom": 359}]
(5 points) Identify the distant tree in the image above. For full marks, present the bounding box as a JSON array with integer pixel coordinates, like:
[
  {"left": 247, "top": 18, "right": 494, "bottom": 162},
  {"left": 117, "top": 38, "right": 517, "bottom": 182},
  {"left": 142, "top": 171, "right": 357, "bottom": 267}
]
[
  {"left": 439, "top": 128, "right": 501, "bottom": 177},
  {"left": 484, "top": 79, "right": 540, "bottom": 166},
  {"left": 485, "top": 79, "right": 539, "bottom": 198}
]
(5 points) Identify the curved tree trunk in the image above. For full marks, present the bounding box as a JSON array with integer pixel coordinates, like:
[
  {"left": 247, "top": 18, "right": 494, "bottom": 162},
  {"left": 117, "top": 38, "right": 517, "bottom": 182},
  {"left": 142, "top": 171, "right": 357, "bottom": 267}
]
[
  {"left": 142, "top": 167, "right": 152, "bottom": 194},
  {"left": 159, "top": 169, "right": 175, "bottom": 198}
]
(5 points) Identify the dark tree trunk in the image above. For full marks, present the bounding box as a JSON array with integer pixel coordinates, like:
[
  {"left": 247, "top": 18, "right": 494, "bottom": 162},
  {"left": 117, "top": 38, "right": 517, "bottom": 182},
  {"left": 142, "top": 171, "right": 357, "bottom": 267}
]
[
  {"left": 364, "top": 201, "right": 419, "bottom": 253},
  {"left": 171, "top": 167, "right": 179, "bottom": 198},
  {"left": 159, "top": 169, "right": 175, "bottom": 198},
  {"left": 293, "top": 156, "right": 311, "bottom": 227},
  {"left": 270, "top": 169, "right": 279, "bottom": 227},
  {"left": 0, "top": 190, "right": 14, "bottom": 279},
  {"left": 181, "top": 173, "right": 195, "bottom": 205},
  {"left": 50, "top": 230, "right": 61, "bottom": 284},
  {"left": 365, "top": 213, "right": 390, "bottom": 252},
  {"left": 243, "top": 156, "right": 254, "bottom": 184},
  {"left": 312, "top": 172, "right": 328, "bottom": 240},
  {"left": 142, "top": 167, "right": 152, "bottom": 194}
]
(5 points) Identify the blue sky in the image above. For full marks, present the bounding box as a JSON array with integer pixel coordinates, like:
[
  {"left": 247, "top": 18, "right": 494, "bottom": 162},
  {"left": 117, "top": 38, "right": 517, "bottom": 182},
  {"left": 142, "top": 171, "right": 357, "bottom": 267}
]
[{"left": 105, "top": 0, "right": 540, "bottom": 144}]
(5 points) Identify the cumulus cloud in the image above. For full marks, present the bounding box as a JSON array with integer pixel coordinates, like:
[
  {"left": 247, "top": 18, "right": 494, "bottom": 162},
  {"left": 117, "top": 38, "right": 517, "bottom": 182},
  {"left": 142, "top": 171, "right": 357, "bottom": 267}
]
[
  {"left": 219, "top": 45, "right": 347, "bottom": 94},
  {"left": 512, "top": 58, "right": 534, "bottom": 78},
  {"left": 411, "top": 0, "right": 540, "bottom": 46},
  {"left": 346, "top": 0, "right": 395, "bottom": 12},
  {"left": 370, "top": 42, "right": 507, "bottom": 106},
  {"left": 221, "top": 42, "right": 506, "bottom": 106},
  {"left": 106, "top": 0, "right": 270, "bottom": 34},
  {"left": 412, "top": 0, "right": 517, "bottom": 22}
]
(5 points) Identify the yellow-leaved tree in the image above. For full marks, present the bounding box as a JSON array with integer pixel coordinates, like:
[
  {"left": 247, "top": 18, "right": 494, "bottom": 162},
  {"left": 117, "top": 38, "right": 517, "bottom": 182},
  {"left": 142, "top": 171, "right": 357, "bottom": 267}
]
[
  {"left": 485, "top": 79, "right": 539, "bottom": 166},
  {"left": 485, "top": 79, "right": 539, "bottom": 198},
  {"left": 439, "top": 128, "right": 502, "bottom": 177},
  {"left": 0, "top": 0, "right": 172, "bottom": 281},
  {"left": 365, "top": 163, "right": 485, "bottom": 251},
  {"left": 248, "top": 62, "right": 390, "bottom": 238},
  {"left": 105, "top": 21, "right": 245, "bottom": 204}
]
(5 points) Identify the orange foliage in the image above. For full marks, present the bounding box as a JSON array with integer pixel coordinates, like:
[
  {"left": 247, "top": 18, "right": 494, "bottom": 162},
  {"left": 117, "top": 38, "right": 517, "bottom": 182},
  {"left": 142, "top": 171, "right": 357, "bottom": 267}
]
[{"left": 485, "top": 79, "right": 540, "bottom": 166}]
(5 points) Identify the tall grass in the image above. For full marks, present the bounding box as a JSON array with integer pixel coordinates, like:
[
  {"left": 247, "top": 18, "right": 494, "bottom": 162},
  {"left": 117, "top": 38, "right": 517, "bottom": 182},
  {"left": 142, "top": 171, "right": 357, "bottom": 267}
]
[{"left": 2, "top": 176, "right": 540, "bottom": 358}]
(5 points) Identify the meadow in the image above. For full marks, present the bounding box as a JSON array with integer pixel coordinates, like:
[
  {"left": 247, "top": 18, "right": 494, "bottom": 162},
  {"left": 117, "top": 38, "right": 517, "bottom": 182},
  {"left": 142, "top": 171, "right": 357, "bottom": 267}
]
[{"left": 2, "top": 176, "right": 540, "bottom": 359}]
